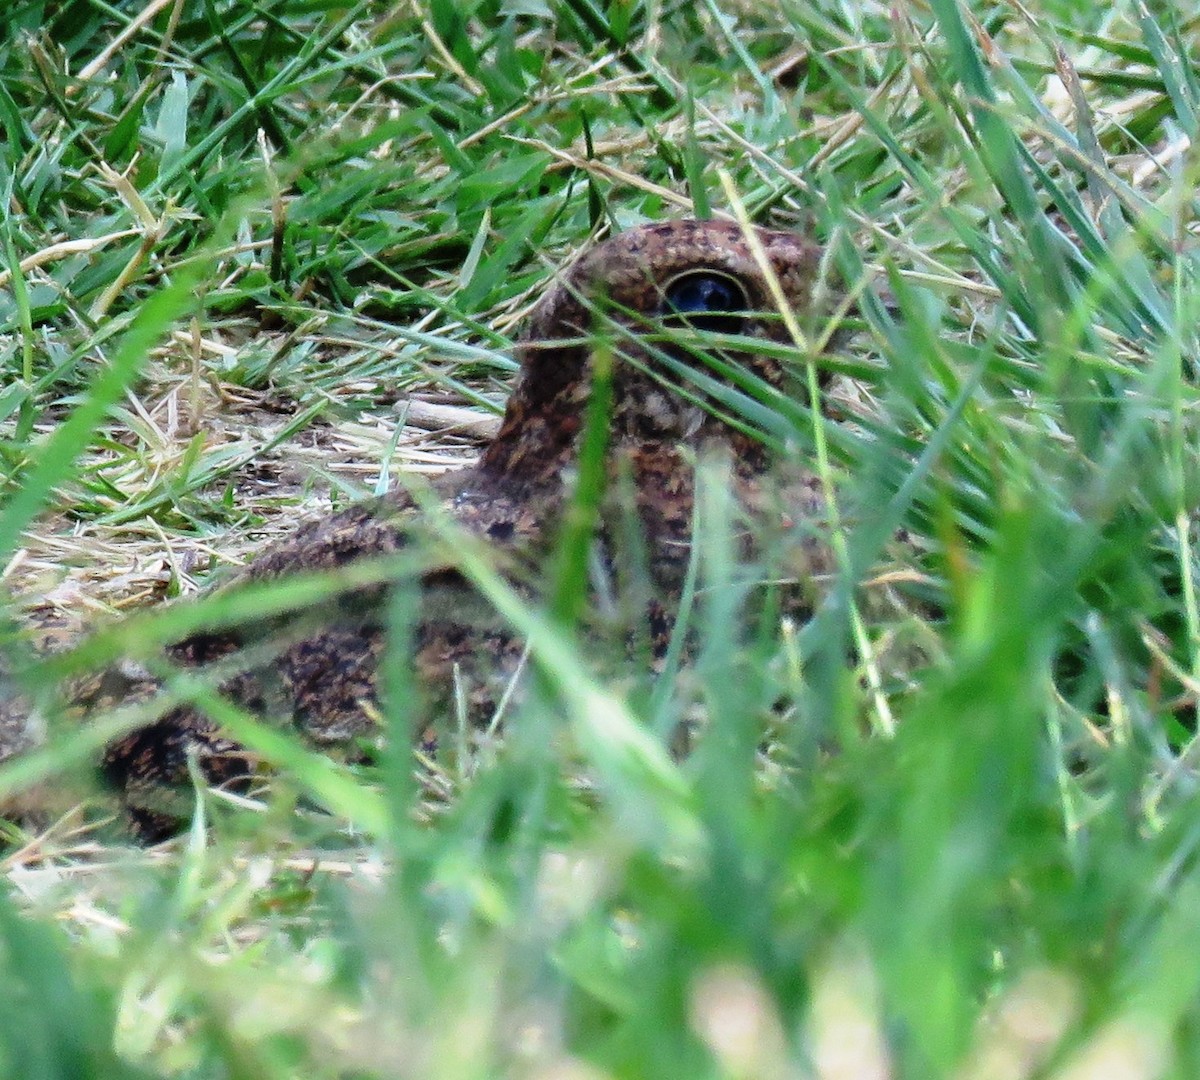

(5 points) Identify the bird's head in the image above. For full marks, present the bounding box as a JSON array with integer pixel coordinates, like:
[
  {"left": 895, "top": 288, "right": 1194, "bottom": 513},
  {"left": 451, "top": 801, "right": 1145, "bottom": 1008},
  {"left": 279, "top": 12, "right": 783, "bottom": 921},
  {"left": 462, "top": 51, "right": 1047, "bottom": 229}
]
[{"left": 480, "top": 219, "right": 828, "bottom": 481}]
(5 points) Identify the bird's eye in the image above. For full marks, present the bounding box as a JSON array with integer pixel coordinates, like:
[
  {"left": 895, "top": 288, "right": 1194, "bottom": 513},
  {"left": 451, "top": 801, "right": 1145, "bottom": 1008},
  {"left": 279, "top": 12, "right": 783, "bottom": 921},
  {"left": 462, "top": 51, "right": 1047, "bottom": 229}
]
[{"left": 662, "top": 271, "right": 749, "bottom": 335}]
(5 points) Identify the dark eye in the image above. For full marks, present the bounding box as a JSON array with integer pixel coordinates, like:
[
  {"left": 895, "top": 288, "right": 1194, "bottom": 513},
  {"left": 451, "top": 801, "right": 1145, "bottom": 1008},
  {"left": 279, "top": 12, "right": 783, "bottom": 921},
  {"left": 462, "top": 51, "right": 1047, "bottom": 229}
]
[{"left": 662, "top": 271, "right": 749, "bottom": 335}]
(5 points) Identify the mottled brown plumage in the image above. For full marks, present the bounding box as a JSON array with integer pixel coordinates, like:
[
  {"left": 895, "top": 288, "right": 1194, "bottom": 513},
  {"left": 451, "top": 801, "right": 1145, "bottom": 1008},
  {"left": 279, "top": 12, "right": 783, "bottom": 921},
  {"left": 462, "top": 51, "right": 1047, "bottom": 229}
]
[{"left": 2, "top": 218, "right": 836, "bottom": 838}]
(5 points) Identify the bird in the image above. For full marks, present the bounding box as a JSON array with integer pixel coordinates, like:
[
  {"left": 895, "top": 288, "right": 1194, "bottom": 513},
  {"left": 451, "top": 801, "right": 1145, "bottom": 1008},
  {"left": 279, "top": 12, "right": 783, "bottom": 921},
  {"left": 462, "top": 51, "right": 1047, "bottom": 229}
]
[{"left": 1, "top": 218, "right": 838, "bottom": 839}]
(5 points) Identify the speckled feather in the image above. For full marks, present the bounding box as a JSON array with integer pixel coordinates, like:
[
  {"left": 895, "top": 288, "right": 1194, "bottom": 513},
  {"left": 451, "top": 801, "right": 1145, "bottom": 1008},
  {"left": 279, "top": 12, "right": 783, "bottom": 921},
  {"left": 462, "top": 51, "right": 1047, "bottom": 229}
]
[{"left": 3, "top": 219, "right": 835, "bottom": 839}]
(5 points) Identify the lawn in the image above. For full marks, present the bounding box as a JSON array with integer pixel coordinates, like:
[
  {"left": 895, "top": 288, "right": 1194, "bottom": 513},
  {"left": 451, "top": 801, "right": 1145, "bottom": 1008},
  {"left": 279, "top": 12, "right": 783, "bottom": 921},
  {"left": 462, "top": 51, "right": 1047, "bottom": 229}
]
[{"left": 2, "top": 1, "right": 1200, "bottom": 1077}]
